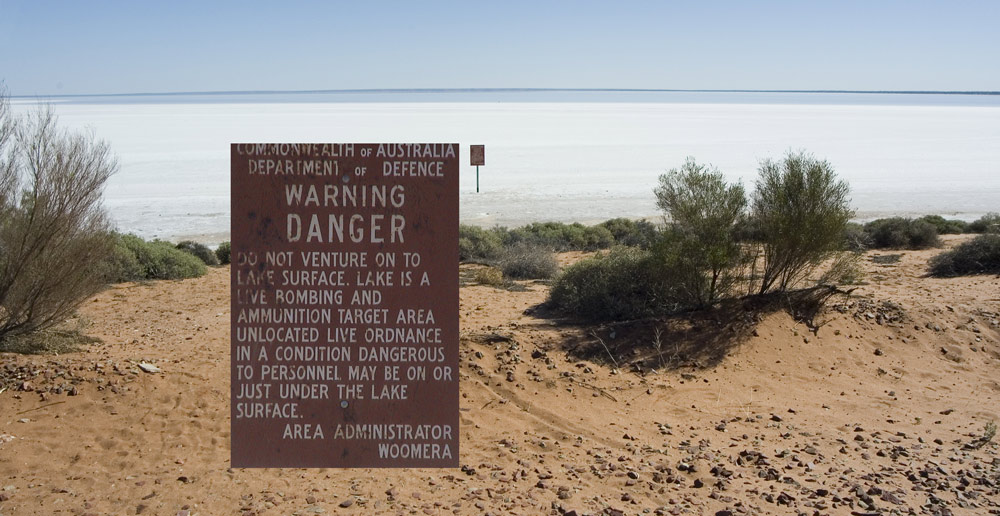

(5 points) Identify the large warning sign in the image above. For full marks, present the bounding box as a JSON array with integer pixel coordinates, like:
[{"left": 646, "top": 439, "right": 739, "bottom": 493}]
[{"left": 230, "top": 143, "right": 459, "bottom": 468}]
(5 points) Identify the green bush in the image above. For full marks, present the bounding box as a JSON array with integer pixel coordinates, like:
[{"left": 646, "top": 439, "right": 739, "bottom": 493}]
[
  {"left": 215, "top": 241, "right": 232, "bottom": 265},
  {"left": 105, "top": 234, "right": 206, "bottom": 282},
  {"left": 497, "top": 242, "right": 559, "bottom": 280},
  {"left": 549, "top": 247, "right": 673, "bottom": 321},
  {"left": 918, "top": 215, "right": 968, "bottom": 235},
  {"left": 969, "top": 212, "right": 1000, "bottom": 234},
  {"left": 458, "top": 225, "right": 503, "bottom": 263},
  {"left": 598, "top": 218, "right": 659, "bottom": 249},
  {"left": 751, "top": 151, "right": 853, "bottom": 294},
  {"left": 654, "top": 158, "right": 747, "bottom": 307},
  {"left": 101, "top": 236, "right": 145, "bottom": 283},
  {"left": 176, "top": 240, "right": 220, "bottom": 266},
  {"left": 506, "top": 221, "right": 614, "bottom": 251},
  {"left": 928, "top": 234, "right": 1000, "bottom": 276},
  {"left": 864, "top": 217, "right": 940, "bottom": 249}
]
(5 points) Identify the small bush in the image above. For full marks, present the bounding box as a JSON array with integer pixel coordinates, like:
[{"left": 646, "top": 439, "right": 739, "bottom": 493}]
[
  {"left": 842, "top": 222, "right": 871, "bottom": 252},
  {"left": 655, "top": 158, "right": 747, "bottom": 306},
  {"left": 969, "top": 212, "right": 1000, "bottom": 234},
  {"left": 215, "top": 241, "right": 231, "bottom": 264},
  {"left": 472, "top": 266, "right": 504, "bottom": 287},
  {"left": 497, "top": 242, "right": 559, "bottom": 280},
  {"left": 107, "top": 234, "right": 206, "bottom": 281},
  {"left": 459, "top": 225, "right": 503, "bottom": 262},
  {"left": 919, "top": 215, "right": 968, "bottom": 235},
  {"left": 928, "top": 234, "right": 1000, "bottom": 276},
  {"left": 864, "top": 217, "right": 940, "bottom": 249},
  {"left": 549, "top": 247, "right": 672, "bottom": 321},
  {"left": 176, "top": 240, "right": 220, "bottom": 266},
  {"left": 100, "top": 235, "right": 146, "bottom": 283},
  {"left": 751, "top": 151, "right": 853, "bottom": 294},
  {"left": 598, "top": 218, "right": 659, "bottom": 249},
  {"left": 506, "top": 222, "right": 614, "bottom": 251}
]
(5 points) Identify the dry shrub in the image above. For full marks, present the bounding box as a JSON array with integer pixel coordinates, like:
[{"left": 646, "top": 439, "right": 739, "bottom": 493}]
[
  {"left": 473, "top": 266, "right": 504, "bottom": 287},
  {"left": 498, "top": 242, "right": 558, "bottom": 280},
  {"left": 0, "top": 92, "right": 118, "bottom": 341}
]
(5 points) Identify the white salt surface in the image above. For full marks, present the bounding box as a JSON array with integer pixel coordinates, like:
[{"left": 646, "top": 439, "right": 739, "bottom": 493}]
[{"left": 13, "top": 96, "right": 1000, "bottom": 242}]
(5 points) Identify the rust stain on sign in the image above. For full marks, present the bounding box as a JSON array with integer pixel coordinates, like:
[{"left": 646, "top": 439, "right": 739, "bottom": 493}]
[{"left": 230, "top": 143, "right": 458, "bottom": 468}]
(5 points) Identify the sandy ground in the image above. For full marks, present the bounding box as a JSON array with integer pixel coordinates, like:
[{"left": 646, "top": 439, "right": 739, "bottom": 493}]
[{"left": 1, "top": 235, "right": 998, "bottom": 516}]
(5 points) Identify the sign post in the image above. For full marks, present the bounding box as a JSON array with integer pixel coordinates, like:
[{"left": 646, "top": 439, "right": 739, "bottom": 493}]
[
  {"left": 230, "top": 143, "right": 459, "bottom": 468},
  {"left": 470, "top": 145, "right": 485, "bottom": 192}
]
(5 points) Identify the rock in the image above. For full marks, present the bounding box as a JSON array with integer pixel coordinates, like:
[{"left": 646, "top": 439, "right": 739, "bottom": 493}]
[
  {"left": 306, "top": 495, "right": 316, "bottom": 504},
  {"left": 137, "top": 362, "right": 161, "bottom": 374},
  {"left": 692, "top": 479, "right": 704, "bottom": 488},
  {"left": 339, "top": 498, "right": 354, "bottom": 508}
]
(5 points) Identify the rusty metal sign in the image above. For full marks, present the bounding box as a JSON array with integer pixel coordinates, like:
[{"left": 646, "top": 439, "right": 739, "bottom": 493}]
[
  {"left": 470, "top": 145, "right": 485, "bottom": 166},
  {"left": 231, "top": 143, "right": 459, "bottom": 468}
]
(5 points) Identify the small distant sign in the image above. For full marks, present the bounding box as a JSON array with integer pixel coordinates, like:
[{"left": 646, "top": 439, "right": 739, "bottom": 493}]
[{"left": 470, "top": 145, "right": 485, "bottom": 166}]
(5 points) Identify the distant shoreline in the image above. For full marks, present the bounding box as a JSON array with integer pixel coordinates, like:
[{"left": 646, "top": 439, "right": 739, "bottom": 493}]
[{"left": 14, "top": 87, "right": 1000, "bottom": 101}]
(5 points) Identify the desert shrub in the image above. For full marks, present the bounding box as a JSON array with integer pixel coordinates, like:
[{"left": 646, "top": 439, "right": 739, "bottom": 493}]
[
  {"left": 751, "top": 151, "right": 853, "bottom": 294},
  {"left": 919, "top": 215, "right": 968, "bottom": 235},
  {"left": 928, "top": 234, "right": 1000, "bottom": 276},
  {"left": 176, "top": 240, "right": 220, "bottom": 266},
  {"left": 100, "top": 234, "right": 146, "bottom": 283},
  {"left": 215, "top": 241, "right": 231, "bottom": 264},
  {"left": 969, "top": 212, "right": 1000, "bottom": 234},
  {"left": 549, "top": 247, "right": 673, "bottom": 321},
  {"left": 842, "top": 222, "right": 871, "bottom": 252},
  {"left": 0, "top": 92, "right": 118, "bottom": 340},
  {"left": 654, "top": 158, "right": 747, "bottom": 307},
  {"left": 598, "top": 218, "right": 659, "bottom": 249},
  {"left": 506, "top": 221, "right": 614, "bottom": 251},
  {"left": 864, "top": 217, "right": 940, "bottom": 249},
  {"left": 115, "top": 234, "right": 206, "bottom": 281},
  {"left": 497, "top": 242, "right": 559, "bottom": 280},
  {"left": 458, "top": 224, "right": 503, "bottom": 262},
  {"left": 472, "top": 266, "right": 504, "bottom": 287}
]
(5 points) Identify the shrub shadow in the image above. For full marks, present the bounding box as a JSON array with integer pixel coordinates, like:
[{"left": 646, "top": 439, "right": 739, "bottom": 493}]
[{"left": 534, "top": 285, "right": 850, "bottom": 372}]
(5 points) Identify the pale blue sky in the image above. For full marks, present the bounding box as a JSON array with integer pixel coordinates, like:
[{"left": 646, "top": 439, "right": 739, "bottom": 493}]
[{"left": 1, "top": 0, "right": 997, "bottom": 96}]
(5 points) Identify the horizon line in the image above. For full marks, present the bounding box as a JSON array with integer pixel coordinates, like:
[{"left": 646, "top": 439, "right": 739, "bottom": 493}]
[{"left": 13, "top": 87, "right": 1000, "bottom": 99}]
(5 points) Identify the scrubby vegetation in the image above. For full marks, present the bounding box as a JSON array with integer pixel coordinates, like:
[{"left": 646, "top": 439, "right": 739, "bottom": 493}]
[
  {"left": 749, "top": 151, "right": 853, "bottom": 294},
  {"left": 919, "top": 215, "right": 968, "bottom": 235},
  {"left": 176, "top": 240, "right": 220, "bottom": 266},
  {"left": 549, "top": 151, "right": 855, "bottom": 321},
  {"left": 549, "top": 247, "right": 671, "bottom": 321},
  {"left": 505, "top": 221, "right": 614, "bottom": 252},
  {"left": 654, "top": 158, "right": 746, "bottom": 307},
  {"left": 459, "top": 218, "right": 661, "bottom": 281},
  {"left": 969, "top": 212, "right": 1000, "bottom": 234},
  {"left": 863, "top": 217, "right": 941, "bottom": 249},
  {"left": 103, "top": 234, "right": 207, "bottom": 283},
  {"left": 496, "top": 242, "right": 559, "bottom": 280},
  {"left": 215, "top": 241, "right": 231, "bottom": 264},
  {"left": 0, "top": 90, "right": 118, "bottom": 340},
  {"left": 597, "top": 218, "right": 659, "bottom": 249},
  {"left": 928, "top": 234, "right": 1000, "bottom": 277},
  {"left": 458, "top": 225, "right": 504, "bottom": 263}
]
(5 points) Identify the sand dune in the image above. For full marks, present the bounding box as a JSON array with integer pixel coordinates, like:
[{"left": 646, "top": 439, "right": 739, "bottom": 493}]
[{"left": 1, "top": 235, "right": 998, "bottom": 515}]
